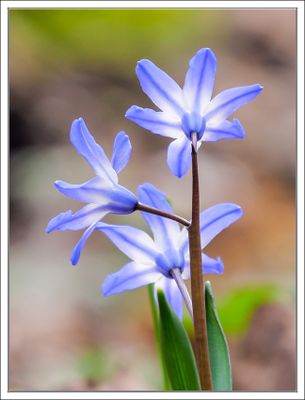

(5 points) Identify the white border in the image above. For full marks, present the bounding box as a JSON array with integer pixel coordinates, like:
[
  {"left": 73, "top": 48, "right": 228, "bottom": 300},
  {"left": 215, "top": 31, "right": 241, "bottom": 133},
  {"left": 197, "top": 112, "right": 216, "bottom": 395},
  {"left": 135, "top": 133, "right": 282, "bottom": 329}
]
[
  {"left": 296, "top": 0, "right": 305, "bottom": 397},
  {"left": 1, "top": 1, "right": 304, "bottom": 399},
  {"left": 1, "top": 0, "right": 304, "bottom": 9},
  {"left": 1, "top": 2, "right": 9, "bottom": 400}
]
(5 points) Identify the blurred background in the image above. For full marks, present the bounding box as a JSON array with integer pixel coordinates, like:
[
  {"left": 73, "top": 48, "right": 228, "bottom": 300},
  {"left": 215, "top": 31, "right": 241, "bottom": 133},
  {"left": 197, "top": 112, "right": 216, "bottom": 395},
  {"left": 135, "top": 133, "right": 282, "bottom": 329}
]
[{"left": 9, "top": 9, "right": 296, "bottom": 391}]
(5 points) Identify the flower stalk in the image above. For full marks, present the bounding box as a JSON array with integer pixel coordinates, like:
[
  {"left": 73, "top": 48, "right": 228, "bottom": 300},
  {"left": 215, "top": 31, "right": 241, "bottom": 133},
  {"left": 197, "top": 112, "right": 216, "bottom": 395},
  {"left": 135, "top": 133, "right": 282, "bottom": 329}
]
[
  {"left": 170, "top": 268, "right": 193, "bottom": 319},
  {"left": 188, "top": 132, "right": 213, "bottom": 390},
  {"left": 136, "top": 202, "right": 190, "bottom": 227}
]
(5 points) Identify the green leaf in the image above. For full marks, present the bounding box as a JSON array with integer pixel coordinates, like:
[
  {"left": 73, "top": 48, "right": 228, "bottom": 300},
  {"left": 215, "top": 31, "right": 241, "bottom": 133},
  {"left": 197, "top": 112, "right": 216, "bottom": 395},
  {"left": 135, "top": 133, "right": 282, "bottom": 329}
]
[
  {"left": 157, "top": 289, "right": 201, "bottom": 390},
  {"left": 205, "top": 281, "right": 232, "bottom": 391},
  {"left": 147, "top": 284, "right": 171, "bottom": 390}
]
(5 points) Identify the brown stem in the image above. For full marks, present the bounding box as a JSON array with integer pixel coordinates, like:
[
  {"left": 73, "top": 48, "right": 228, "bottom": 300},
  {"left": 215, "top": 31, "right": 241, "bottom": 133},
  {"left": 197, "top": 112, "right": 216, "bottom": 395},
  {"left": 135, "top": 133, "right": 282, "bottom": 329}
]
[
  {"left": 136, "top": 202, "right": 190, "bottom": 227},
  {"left": 188, "top": 132, "right": 213, "bottom": 390}
]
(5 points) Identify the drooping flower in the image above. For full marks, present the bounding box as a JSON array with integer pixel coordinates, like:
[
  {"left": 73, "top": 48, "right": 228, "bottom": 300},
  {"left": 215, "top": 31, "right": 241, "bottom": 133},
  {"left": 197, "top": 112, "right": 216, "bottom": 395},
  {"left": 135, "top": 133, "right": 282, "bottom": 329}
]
[
  {"left": 126, "top": 48, "right": 263, "bottom": 178},
  {"left": 46, "top": 117, "right": 137, "bottom": 265},
  {"left": 97, "top": 183, "right": 242, "bottom": 319}
]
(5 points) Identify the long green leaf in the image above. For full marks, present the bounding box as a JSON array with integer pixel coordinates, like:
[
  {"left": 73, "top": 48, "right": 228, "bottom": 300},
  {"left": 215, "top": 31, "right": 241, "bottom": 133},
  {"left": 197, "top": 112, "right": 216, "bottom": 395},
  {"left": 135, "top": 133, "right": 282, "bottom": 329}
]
[
  {"left": 157, "top": 289, "right": 201, "bottom": 390},
  {"left": 205, "top": 281, "right": 232, "bottom": 391},
  {"left": 147, "top": 284, "right": 171, "bottom": 390}
]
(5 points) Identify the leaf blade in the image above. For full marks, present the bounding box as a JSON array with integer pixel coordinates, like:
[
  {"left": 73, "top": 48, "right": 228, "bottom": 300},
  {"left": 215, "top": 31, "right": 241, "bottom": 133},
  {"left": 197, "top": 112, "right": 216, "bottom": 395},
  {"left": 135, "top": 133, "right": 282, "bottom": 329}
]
[
  {"left": 147, "top": 284, "right": 171, "bottom": 390},
  {"left": 205, "top": 281, "right": 232, "bottom": 391},
  {"left": 157, "top": 289, "right": 201, "bottom": 390}
]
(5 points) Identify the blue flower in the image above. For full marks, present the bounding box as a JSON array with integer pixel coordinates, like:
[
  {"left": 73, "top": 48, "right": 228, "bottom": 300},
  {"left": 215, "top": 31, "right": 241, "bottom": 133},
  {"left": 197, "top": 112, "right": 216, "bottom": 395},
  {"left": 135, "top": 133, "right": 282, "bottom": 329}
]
[
  {"left": 97, "top": 183, "right": 242, "bottom": 319},
  {"left": 126, "top": 48, "right": 263, "bottom": 178},
  {"left": 46, "top": 117, "right": 137, "bottom": 265}
]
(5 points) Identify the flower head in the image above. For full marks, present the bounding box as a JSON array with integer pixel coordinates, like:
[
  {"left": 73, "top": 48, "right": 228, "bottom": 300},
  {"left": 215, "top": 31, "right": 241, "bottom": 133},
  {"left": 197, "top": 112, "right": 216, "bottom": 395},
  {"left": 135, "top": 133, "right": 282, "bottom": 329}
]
[
  {"left": 98, "top": 183, "right": 242, "bottom": 319},
  {"left": 46, "top": 117, "right": 137, "bottom": 265},
  {"left": 126, "top": 48, "right": 263, "bottom": 178}
]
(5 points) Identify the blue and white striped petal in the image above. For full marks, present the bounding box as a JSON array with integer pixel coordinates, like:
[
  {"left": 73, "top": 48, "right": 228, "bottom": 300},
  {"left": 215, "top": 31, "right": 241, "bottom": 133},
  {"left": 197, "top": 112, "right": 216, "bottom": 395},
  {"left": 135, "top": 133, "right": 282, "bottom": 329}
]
[
  {"left": 54, "top": 176, "right": 113, "bottom": 204},
  {"left": 203, "top": 119, "right": 245, "bottom": 142},
  {"left": 180, "top": 203, "right": 243, "bottom": 255},
  {"left": 111, "top": 131, "right": 132, "bottom": 174},
  {"left": 204, "top": 84, "right": 263, "bottom": 124},
  {"left": 199, "top": 203, "right": 243, "bottom": 248},
  {"left": 202, "top": 254, "right": 224, "bottom": 274},
  {"left": 182, "top": 253, "right": 224, "bottom": 279},
  {"left": 70, "top": 222, "right": 100, "bottom": 266},
  {"left": 183, "top": 48, "right": 217, "bottom": 115},
  {"left": 96, "top": 222, "right": 159, "bottom": 264},
  {"left": 70, "top": 118, "right": 118, "bottom": 183},
  {"left": 136, "top": 59, "right": 185, "bottom": 116},
  {"left": 167, "top": 135, "right": 192, "bottom": 178},
  {"left": 46, "top": 204, "right": 108, "bottom": 233},
  {"left": 102, "top": 261, "right": 161, "bottom": 296},
  {"left": 138, "top": 183, "right": 181, "bottom": 252},
  {"left": 125, "top": 106, "right": 182, "bottom": 139},
  {"left": 155, "top": 276, "right": 183, "bottom": 320}
]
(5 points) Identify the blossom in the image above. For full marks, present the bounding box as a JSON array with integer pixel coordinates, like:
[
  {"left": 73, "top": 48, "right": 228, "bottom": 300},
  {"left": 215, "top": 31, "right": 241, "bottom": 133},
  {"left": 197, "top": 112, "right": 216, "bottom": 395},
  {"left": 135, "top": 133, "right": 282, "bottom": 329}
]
[
  {"left": 97, "top": 183, "right": 242, "bottom": 319},
  {"left": 126, "top": 48, "right": 263, "bottom": 178},
  {"left": 46, "top": 117, "right": 137, "bottom": 265}
]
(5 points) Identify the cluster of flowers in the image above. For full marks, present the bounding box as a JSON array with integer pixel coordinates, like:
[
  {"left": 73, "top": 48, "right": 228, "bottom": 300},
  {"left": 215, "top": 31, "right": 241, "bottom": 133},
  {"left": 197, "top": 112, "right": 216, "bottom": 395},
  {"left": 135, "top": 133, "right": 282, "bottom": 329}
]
[{"left": 46, "top": 48, "right": 262, "bottom": 318}]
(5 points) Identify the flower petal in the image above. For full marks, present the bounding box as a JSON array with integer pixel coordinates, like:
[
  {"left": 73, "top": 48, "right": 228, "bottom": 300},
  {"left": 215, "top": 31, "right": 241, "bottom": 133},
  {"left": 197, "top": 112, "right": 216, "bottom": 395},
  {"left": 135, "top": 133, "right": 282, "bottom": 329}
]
[
  {"left": 102, "top": 261, "right": 160, "bottom": 296},
  {"left": 200, "top": 203, "right": 243, "bottom": 248},
  {"left": 70, "top": 222, "right": 98, "bottom": 266},
  {"left": 96, "top": 222, "right": 159, "bottom": 264},
  {"left": 54, "top": 176, "right": 113, "bottom": 204},
  {"left": 204, "top": 84, "right": 263, "bottom": 124},
  {"left": 125, "top": 106, "right": 182, "bottom": 139},
  {"left": 179, "top": 203, "right": 243, "bottom": 255},
  {"left": 183, "top": 48, "right": 217, "bottom": 115},
  {"left": 70, "top": 117, "right": 118, "bottom": 183},
  {"left": 138, "top": 183, "right": 181, "bottom": 252},
  {"left": 202, "top": 254, "right": 224, "bottom": 274},
  {"left": 55, "top": 179, "right": 136, "bottom": 215},
  {"left": 203, "top": 119, "right": 245, "bottom": 141},
  {"left": 46, "top": 204, "right": 108, "bottom": 233},
  {"left": 155, "top": 276, "right": 183, "bottom": 320},
  {"left": 111, "top": 131, "right": 132, "bottom": 174},
  {"left": 136, "top": 59, "right": 185, "bottom": 116},
  {"left": 167, "top": 136, "right": 192, "bottom": 178},
  {"left": 182, "top": 254, "right": 224, "bottom": 279}
]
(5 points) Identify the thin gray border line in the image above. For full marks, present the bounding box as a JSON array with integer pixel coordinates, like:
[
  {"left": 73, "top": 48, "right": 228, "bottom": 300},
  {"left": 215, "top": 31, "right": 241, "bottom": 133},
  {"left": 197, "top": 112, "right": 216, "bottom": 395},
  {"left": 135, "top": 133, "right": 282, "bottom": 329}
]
[{"left": 5, "top": 6, "right": 299, "bottom": 395}]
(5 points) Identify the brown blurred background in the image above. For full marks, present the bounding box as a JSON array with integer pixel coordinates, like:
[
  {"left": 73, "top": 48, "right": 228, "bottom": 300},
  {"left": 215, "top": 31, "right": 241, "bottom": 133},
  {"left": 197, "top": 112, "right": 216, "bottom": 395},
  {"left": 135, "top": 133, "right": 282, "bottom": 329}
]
[{"left": 9, "top": 9, "right": 296, "bottom": 391}]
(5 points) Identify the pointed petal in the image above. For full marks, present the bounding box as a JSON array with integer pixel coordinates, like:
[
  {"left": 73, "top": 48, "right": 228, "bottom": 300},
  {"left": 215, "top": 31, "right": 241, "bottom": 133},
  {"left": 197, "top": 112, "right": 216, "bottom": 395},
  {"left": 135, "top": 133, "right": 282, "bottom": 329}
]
[
  {"left": 138, "top": 183, "right": 181, "bottom": 252},
  {"left": 46, "top": 204, "right": 108, "bottom": 232},
  {"left": 96, "top": 222, "right": 159, "bottom": 263},
  {"left": 136, "top": 59, "right": 185, "bottom": 116},
  {"left": 111, "top": 131, "right": 132, "bottom": 174},
  {"left": 178, "top": 226, "right": 189, "bottom": 252},
  {"left": 182, "top": 253, "right": 224, "bottom": 279},
  {"left": 203, "top": 119, "right": 245, "bottom": 142},
  {"left": 179, "top": 203, "right": 243, "bottom": 255},
  {"left": 204, "top": 84, "right": 263, "bottom": 124},
  {"left": 200, "top": 203, "right": 243, "bottom": 248},
  {"left": 55, "top": 179, "right": 136, "bottom": 215},
  {"left": 70, "top": 222, "right": 98, "bottom": 265},
  {"left": 102, "top": 261, "right": 160, "bottom": 296},
  {"left": 54, "top": 176, "right": 113, "bottom": 204},
  {"left": 70, "top": 118, "right": 118, "bottom": 183},
  {"left": 167, "top": 136, "right": 192, "bottom": 178},
  {"left": 125, "top": 106, "right": 182, "bottom": 138},
  {"left": 183, "top": 48, "right": 217, "bottom": 114},
  {"left": 202, "top": 254, "right": 224, "bottom": 274},
  {"left": 155, "top": 277, "right": 183, "bottom": 320}
]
